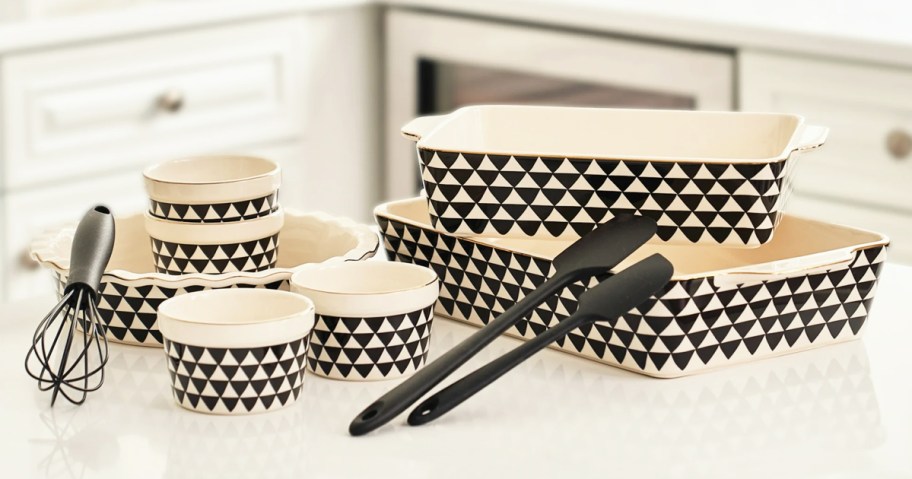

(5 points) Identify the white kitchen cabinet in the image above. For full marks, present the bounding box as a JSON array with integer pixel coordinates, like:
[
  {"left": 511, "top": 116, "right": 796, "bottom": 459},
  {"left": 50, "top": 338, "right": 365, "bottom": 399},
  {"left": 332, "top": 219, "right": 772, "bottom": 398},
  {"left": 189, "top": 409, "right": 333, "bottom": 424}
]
[
  {"left": 740, "top": 51, "right": 912, "bottom": 263},
  {"left": 0, "top": 5, "right": 382, "bottom": 301},
  {"left": 1, "top": 17, "right": 309, "bottom": 191},
  {"left": 2, "top": 171, "right": 147, "bottom": 302}
]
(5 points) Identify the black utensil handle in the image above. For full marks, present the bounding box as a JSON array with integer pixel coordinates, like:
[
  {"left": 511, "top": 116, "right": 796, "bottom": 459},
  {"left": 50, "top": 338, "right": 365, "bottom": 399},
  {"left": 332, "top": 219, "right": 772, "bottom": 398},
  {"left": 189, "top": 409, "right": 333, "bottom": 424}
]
[
  {"left": 408, "top": 310, "right": 591, "bottom": 426},
  {"left": 407, "top": 254, "right": 674, "bottom": 427},
  {"left": 65, "top": 206, "right": 115, "bottom": 297},
  {"left": 348, "top": 272, "right": 573, "bottom": 436}
]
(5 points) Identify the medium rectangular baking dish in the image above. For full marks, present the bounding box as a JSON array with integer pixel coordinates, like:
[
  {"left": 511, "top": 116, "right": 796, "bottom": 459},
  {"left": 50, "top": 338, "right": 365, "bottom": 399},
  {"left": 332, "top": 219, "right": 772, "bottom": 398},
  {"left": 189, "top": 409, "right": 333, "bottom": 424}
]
[
  {"left": 404, "top": 105, "right": 828, "bottom": 246},
  {"left": 375, "top": 197, "right": 888, "bottom": 377}
]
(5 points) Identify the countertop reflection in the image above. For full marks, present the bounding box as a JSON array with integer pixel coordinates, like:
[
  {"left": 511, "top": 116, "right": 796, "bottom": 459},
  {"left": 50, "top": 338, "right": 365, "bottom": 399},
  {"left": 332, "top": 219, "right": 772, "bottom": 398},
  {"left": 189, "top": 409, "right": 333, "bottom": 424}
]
[{"left": 2, "top": 264, "right": 911, "bottom": 478}]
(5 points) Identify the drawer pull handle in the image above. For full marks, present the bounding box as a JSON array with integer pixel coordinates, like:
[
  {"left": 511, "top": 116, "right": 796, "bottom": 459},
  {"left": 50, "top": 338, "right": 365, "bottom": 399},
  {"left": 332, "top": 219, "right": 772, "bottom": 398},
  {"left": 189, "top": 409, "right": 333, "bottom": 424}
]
[
  {"left": 886, "top": 129, "right": 911, "bottom": 160},
  {"left": 19, "top": 249, "right": 40, "bottom": 271},
  {"left": 157, "top": 89, "right": 185, "bottom": 113}
]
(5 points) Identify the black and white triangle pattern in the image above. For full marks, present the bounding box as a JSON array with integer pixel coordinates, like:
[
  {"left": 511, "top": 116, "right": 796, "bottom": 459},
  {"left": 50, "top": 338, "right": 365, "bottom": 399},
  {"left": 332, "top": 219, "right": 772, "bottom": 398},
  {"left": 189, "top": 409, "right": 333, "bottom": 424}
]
[
  {"left": 308, "top": 305, "right": 434, "bottom": 380},
  {"left": 378, "top": 215, "right": 887, "bottom": 377},
  {"left": 54, "top": 272, "right": 286, "bottom": 346},
  {"left": 164, "top": 336, "right": 309, "bottom": 414},
  {"left": 150, "top": 191, "right": 279, "bottom": 223},
  {"left": 151, "top": 234, "right": 279, "bottom": 275},
  {"left": 418, "top": 149, "right": 790, "bottom": 245}
]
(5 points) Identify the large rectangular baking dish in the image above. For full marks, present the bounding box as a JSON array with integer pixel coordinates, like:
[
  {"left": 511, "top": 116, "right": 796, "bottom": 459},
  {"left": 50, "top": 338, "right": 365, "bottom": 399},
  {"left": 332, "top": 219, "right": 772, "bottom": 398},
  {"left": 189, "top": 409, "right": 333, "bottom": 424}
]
[
  {"left": 375, "top": 197, "right": 888, "bottom": 377},
  {"left": 404, "top": 105, "right": 828, "bottom": 246}
]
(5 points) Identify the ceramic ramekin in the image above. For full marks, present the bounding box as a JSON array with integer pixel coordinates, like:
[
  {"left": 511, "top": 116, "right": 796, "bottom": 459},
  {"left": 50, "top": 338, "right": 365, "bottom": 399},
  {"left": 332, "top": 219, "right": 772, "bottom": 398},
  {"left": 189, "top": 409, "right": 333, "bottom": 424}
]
[
  {"left": 144, "top": 207, "right": 284, "bottom": 275},
  {"left": 158, "top": 289, "right": 315, "bottom": 415},
  {"left": 144, "top": 155, "right": 281, "bottom": 223},
  {"left": 404, "top": 105, "right": 829, "bottom": 246},
  {"left": 291, "top": 262, "right": 439, "bottom": 381}
]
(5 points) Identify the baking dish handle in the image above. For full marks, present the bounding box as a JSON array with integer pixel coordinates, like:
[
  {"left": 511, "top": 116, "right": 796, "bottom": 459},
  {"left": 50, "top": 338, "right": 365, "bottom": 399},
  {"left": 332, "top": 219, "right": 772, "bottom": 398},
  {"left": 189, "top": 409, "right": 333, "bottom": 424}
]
[
  {"left": 401, "top": 114, "right": 450, "bottom": 142},
  {"left": 791, "top": 124, "right": 829, "bottom": 152},
  {"left": 713, "top": 248, "right": 856, "bottom": 288}
]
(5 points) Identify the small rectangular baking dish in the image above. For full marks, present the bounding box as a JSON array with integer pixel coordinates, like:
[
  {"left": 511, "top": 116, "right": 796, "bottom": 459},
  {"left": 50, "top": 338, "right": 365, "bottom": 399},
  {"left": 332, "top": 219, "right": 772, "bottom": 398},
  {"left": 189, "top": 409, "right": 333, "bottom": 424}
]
[
  {"left": 404, "top": 105, "right": 828, "bottom": 246},
  {"left": 376, "top": 197, "right": 888, "bottom": 377}
]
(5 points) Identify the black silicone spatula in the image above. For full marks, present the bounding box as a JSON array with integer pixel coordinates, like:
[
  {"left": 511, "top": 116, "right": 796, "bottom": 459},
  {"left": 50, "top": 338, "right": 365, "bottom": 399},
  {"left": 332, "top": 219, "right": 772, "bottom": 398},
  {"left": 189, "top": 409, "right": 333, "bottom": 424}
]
[
  {"left": 349, "top": 215, "right": 658, "bottom": 436},
  {"left": 407, "top": 253, "right": 673, "bottom": 426}
]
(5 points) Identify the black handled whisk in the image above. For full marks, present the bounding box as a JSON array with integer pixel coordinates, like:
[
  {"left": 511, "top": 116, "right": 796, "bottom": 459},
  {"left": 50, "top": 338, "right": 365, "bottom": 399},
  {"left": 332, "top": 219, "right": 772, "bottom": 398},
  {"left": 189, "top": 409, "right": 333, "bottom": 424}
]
[{"left": 26, "top": 206, "right": 116, "bottom": 405}]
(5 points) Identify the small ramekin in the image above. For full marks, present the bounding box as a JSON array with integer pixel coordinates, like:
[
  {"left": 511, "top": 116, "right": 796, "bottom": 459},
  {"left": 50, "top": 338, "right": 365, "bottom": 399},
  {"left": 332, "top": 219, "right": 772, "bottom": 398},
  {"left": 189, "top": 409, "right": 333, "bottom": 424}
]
[
  {"left": 290, "top": 262, "right": 439, "bottom": 381},
  {"left": 144, "top": 207, "right": 284, "bottom": 275},
  {"left": 158, "top": 289, "right": 315, "bottom": 415},
  {"left": 144, "top": 155, "right": 281, "bottom": 223}
]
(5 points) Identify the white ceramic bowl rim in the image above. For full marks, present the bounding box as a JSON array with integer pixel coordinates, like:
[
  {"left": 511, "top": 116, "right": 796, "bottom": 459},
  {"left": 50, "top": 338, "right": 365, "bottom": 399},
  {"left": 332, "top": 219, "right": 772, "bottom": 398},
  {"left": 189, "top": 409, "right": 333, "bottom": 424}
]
[
  {"left": 291, "top": 262, "right": 438, "bottom": 296},
  {"left": 159, "top": 289, "right": 316, "bottom": 348},
  {"left": 143, "top": 155, "right": 280, "bottom": 185},
  {"left": 143, "top": 207, "right": 285, "bottom": 243},
  {"left": 291, "top": 262, "right": 440, "bottom": 317},
  {"left": 159, "top": 289, "right": 314, "bottom": 326},
  {"left": 29, "top": 209, "right": 379, "bottom": 286}
]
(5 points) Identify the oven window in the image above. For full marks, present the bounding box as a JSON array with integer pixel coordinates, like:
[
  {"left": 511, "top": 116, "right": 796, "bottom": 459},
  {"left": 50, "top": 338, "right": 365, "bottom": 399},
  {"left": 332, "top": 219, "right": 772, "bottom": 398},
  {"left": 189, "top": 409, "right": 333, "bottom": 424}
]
[{"left": 417, "top": 58, "right": 696, "bottom": 114}]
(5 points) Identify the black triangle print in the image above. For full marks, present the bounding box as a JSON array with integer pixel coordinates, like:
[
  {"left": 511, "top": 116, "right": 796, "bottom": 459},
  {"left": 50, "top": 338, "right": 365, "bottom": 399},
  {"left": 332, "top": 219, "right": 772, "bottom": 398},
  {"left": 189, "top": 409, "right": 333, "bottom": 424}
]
[
  {"left": 190, "top": 204, "right": 209, "bottom": 221},
  {"left": 353, "top": 364, "right": 375, "bottom": 378},
  {"left": 783, "top": 329, "right": 804, "bottom": 346},
  {"left": 719, "top": 340, "right": 740, "bottom": 359},
  {"left": 741, "top": 335, "right": 763, "bottom": 354},
  {"left": 826, "top": 319, "right": 847, "bottom": 338},
  {"left": 240, "top": 397, "right": 259, "bottom": 412},
  {"left": 629, "top": 350, "right": 648, "bottom": 369},
  {"left": 672, "top": 350, "right": 694, "bottom": 370},
  {"left": 696, "top": 345, "right": 718, "bottom": 364},
  {"left": 648, "top": 352, "right": 670, "bottom": 370}
]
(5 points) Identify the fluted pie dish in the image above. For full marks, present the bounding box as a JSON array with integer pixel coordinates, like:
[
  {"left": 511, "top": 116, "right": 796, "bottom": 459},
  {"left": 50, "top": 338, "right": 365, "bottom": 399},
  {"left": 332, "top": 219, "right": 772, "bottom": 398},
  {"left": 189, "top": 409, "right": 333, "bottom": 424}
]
[{"left": 30, "top": 210, "right": 378, "bottom": 347}]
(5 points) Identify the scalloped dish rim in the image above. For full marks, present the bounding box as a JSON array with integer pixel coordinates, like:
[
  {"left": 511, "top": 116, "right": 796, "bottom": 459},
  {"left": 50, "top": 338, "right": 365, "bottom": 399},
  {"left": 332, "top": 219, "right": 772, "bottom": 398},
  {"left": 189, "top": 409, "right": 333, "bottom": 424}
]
[{"left": 29, "top": 208, "right": 380, "bottom": 286}]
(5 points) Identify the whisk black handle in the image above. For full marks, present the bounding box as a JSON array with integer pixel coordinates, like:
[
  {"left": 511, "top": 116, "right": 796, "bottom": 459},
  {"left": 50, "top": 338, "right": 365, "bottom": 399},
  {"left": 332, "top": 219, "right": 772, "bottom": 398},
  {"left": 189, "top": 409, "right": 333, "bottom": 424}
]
[{"left": 65, "top": 205, "right": 115, "bottom": 298}]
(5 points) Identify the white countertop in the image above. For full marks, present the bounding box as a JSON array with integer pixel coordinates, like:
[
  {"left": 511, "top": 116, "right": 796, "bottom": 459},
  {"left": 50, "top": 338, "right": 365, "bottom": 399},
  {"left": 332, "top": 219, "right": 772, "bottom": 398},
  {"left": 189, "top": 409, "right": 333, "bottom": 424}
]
[
  {"left": 3, "top": 0, "right": 912, "bottom": 69},
  {"left": 1, "top": 263, "right": 910, "bottom": 478}
]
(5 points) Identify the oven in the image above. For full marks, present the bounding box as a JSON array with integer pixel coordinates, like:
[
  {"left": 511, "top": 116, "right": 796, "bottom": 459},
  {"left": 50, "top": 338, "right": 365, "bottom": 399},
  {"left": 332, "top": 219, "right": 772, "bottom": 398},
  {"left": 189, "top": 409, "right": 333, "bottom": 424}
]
[{"left": 384, "top": 8, "right": 735, "bottom": 199}]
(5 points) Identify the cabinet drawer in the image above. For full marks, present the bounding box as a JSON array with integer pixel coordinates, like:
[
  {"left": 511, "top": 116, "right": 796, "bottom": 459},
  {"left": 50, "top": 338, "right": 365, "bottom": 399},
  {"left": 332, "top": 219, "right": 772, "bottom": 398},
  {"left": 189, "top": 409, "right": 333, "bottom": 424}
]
[
  {"left": 1, "top": 17, "right": 308, "bottom": 190},
  {"left": 787, "top": 193, "right": 910, "bottom": 264},
  {"left": 3, "top": 172, "right": 147, "bottom": 302},
  {"left": 740, "top": 51, "right": 912, "bottom": 212}
]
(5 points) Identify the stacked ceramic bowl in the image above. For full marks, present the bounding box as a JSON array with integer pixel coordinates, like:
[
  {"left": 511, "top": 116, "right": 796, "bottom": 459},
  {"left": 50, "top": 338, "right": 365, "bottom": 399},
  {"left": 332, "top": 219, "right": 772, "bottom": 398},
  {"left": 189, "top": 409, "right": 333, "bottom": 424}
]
[
  {"left": 143, "top": 156, "right": 284, "bottom": 275},
  {"left": 379, "top": 105, "right": 890, "bottom": 378}
]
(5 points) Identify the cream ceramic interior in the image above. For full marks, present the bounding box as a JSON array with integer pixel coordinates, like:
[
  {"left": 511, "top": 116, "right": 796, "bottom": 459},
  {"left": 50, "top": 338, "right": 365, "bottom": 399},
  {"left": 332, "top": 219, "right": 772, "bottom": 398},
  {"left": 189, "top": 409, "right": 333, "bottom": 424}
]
[
  {"left": 410, "top": 105, "right": 806, "bottom": 162},
  {"left": 158, "top": 289, "right": 315, "bottom": 348},
  {"left": 143, "top": 155, "right": 282, "bottom": 204},
  {"left": 144, "top": 155, "right": 279, "bottom": 184},
  {"left": 378, "top": 198, "right": 889, "bottom": 280},
  {"left": 294, "top": 262, "right": 437, "bottom": 294},
  {"left": 291, "top": 262, "right": 439, "bottom": 317}
]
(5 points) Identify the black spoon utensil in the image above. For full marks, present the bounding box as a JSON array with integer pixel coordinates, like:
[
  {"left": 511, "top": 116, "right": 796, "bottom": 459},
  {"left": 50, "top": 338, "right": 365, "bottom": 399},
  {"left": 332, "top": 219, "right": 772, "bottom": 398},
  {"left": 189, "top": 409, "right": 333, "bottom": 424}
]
[
  {"left": 407, "top": 253, "right": 673, "bottom": 426},
  {"left": 349, "top": 214, "right": 658, "bottom": 436}
]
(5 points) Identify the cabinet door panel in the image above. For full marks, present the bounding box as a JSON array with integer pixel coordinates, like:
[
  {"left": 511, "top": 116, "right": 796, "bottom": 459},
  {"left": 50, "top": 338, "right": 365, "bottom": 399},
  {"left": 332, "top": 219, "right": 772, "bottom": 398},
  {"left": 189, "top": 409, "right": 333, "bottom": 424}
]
[
  {"left": 740, "top": 51, "right": 912, "bottom": 211},
  {"left": 3, "top": 172, "right": 147, "bottom": 302},
  {"left": 1, "top": 17, "right": 309, "bottom": 190}
]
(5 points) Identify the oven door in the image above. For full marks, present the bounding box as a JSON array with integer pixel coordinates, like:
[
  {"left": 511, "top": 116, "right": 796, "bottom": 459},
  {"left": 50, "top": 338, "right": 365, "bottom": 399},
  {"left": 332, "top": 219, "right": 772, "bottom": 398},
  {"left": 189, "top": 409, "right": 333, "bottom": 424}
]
[{"left": 385, "top": 9, "right": 734, "bottom": 199}]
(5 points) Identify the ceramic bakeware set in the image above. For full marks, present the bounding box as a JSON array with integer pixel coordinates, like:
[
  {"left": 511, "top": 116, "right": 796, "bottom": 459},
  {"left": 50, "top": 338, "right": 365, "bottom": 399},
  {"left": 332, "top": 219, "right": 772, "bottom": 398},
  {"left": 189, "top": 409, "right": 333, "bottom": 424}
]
[
  {"left": 372, "top": 105, "right": 889, "bottom": 377},
  {"left": 30, "top": 155, "right": 447, "bottom": 414}
]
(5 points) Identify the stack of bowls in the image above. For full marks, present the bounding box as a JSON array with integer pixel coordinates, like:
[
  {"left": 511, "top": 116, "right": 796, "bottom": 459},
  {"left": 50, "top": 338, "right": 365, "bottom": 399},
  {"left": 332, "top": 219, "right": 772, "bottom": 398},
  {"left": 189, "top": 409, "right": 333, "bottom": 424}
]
[{"left": 143, "top": 156, "right": 284, "bottom": 275}]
